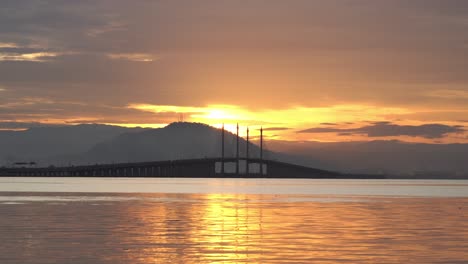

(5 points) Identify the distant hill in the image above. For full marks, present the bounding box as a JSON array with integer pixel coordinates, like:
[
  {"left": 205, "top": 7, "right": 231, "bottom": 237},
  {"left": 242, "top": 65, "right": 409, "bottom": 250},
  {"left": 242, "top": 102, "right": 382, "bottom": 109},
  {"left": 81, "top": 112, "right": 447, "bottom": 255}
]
[
  {"left": 267, "top": 140, "right": 468, "bottom": 178},
  {"left": 79, "top": 122, "right": 232, "bottom": 164},
  {"left": 0, "top": 124, "right": 146, "bottom": 166}
]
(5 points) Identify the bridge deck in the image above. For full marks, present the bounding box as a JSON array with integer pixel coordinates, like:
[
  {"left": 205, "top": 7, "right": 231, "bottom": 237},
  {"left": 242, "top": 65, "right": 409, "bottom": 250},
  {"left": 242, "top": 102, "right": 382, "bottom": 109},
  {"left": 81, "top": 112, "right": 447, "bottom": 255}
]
[{"left": 0, "top": 158, "right": 384, "bottom": 179}]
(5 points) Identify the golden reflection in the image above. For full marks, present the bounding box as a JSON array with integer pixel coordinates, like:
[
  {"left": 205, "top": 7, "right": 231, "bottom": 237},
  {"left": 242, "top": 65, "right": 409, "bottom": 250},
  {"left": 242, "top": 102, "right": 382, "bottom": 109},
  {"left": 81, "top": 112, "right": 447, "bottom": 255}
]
[
  {"left": 113, "top": 194, "right": 468, "bottom": 263},
  {"left": 193, "top": 194, "right": 264, "bottom": 264},
  {"left": 5, "top": 193, "right": 467, "bottom": 263}
]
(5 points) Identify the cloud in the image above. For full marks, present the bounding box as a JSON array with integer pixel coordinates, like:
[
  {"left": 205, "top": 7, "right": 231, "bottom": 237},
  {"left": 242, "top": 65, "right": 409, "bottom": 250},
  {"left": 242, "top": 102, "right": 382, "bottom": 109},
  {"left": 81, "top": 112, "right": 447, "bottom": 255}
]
[
  {"left": 106, "top": 53, "right": 155, "bottom": 62},
  {"left": 425, "top": 89, "right": 468, "bottom": 99},
  {"left": 369, "top": 121, "right": 392, "bottom": 125},
  {"left": 0, "top": 42, "right": 18, "bottom": 48},
  {"left": 0, "top": 51, "right": 60, "bottom": 62},
  {"left": 128, "top": 104, "right": 250, "bottom": 121},
  {"left": 85, "top": 20, "right": 127, "bottom": 37},
  {"left": 320, "top": 123, "right": 337, "bottom": 126},
  {"left": 0, "top": 40, "right": 67, "bottom": 62},
  {"left": 299, "top": 122, "right": 465, "bottom": 139},
  {"left": 262, "top": 127, "right": 291, "bottom": 131},
  {"left": 0, "top": 96, "right": 56, "bottom": 108},
  {"left": 129, "top": 104, "right": 211, "bottom": 114}
]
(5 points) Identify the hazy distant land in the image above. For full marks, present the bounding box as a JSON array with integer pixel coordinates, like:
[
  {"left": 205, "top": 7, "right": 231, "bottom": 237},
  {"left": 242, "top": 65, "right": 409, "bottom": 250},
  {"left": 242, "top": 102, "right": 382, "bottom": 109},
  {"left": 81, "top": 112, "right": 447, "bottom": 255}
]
[{"left": 1, "top": 122, "right": 467, "bottom": 179}]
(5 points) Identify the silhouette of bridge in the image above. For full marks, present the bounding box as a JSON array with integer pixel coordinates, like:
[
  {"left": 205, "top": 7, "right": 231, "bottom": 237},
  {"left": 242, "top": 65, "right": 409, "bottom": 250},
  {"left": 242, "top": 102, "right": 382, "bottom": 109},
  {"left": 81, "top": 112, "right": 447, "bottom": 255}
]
[
  {"left": 0, "top": 124, "right": 384, "bottom": 178},
  {"left": 1, "top": 157, "right": 345, "bottom": 178}
]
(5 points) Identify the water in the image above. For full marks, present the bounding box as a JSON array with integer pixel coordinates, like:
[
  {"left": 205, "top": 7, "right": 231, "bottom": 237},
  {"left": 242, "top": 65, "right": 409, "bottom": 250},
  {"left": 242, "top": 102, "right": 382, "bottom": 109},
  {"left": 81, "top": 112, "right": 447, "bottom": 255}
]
[{"left": 1, "top": 178, "right": 467, "bottom": 263}]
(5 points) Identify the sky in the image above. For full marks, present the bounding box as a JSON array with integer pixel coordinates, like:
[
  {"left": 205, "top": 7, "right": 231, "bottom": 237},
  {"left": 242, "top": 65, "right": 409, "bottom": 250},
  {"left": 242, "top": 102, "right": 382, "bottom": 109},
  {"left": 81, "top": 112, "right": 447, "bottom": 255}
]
[{"left": 1, "top": 0, "right": 468, "bottom": 143}]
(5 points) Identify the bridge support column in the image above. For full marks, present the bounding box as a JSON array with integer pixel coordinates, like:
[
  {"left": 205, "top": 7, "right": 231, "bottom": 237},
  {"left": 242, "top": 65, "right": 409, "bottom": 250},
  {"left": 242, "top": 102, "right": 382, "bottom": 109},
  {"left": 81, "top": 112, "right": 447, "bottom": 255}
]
[
  {"left": 260, "top": 127, "right": 263, "bottom": 176},
  {"left": 246, "top": 127, "right": 250, "bottom": 176},
  {"left": 236, "top": 123, "right": 240, "bottom": 176}
]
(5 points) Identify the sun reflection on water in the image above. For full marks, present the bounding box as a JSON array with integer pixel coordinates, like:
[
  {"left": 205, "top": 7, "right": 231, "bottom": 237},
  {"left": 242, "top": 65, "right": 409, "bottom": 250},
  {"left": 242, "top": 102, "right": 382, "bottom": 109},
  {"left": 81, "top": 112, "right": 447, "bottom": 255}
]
[
  {"left": 1, "top": 193, "right": 468, "bottom": 263},
  {"left": 193, "top": 194, "right": 264, "bottom": 263}
]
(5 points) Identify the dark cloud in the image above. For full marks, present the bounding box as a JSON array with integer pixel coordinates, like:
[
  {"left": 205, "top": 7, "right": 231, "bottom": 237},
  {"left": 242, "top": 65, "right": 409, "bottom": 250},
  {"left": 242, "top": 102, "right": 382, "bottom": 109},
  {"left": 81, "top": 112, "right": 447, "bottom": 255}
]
[
  {"left": 337, "top": 132, "right": 354, "bottom": 136},
  {"left": 0, "top": 96, "right": 181, "bottom": 126},
  {"left": 370, "top": 121, "right": 392, "bottom": 125},
  {"left": 299, "top": 123, "right": 465, "bottom": 139},
  {"left": 320, "top": 123, "right": 337, "bottom": 126},
  {"left": 320, "top": 122, "right": 358, "bottom": 126}
]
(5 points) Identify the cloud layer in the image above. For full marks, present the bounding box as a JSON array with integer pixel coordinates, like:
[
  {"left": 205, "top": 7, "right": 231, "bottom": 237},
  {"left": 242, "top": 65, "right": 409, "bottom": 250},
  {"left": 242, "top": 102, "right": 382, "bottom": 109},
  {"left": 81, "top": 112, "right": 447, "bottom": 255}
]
[{"left": 299, "top": 122, "right": 465, "bottom": 139}]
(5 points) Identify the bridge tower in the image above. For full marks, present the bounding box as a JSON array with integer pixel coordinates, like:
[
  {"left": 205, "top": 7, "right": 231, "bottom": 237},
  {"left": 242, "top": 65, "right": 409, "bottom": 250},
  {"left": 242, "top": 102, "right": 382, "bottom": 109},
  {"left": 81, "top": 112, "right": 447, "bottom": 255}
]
[
  {"left": 246, "top": 127, "right": 250, "bottom": 175},
  {"left": 236, "top": 123, "right": 239, "bottom": 176},
  {"left": 260, "top": 126, "right": 263, "bottom": 175},
  {"left": 221, "top": 123, "right": 225, "bottom": 175}
]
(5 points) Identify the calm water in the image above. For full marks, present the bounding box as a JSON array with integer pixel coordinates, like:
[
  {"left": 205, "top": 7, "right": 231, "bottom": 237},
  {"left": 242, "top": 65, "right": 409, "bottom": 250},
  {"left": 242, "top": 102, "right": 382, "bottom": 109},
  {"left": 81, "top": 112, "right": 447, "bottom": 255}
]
[{"left": 1, "top": 178, "right": 468, "bottom": 263}]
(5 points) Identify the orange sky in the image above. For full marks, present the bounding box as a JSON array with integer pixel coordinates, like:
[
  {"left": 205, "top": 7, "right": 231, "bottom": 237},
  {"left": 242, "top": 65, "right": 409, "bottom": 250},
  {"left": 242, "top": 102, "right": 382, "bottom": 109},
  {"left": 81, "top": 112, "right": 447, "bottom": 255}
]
[{"left": 0, "top": 1, "right": 467, "bottom": 143}]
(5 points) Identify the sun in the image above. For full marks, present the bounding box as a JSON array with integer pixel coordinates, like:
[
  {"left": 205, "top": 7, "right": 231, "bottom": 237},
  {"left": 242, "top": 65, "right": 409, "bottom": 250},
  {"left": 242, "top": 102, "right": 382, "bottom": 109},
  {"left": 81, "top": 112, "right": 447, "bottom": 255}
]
[
  {"left": 190, "top": 105, "right": 249, "bottom": 122},
  {"left": 204, "top": 109, "right": 234, "bottom": 120}
]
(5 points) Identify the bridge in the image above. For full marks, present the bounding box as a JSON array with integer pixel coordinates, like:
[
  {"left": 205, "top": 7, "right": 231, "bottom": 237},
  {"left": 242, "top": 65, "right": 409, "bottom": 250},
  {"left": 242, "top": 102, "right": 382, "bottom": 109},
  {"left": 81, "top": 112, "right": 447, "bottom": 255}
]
[
  {"left": 0, "top": 124, "right": 385, "bottom": 179},
  {"left": 0, "top": 157, "right": 349, "bottom": 178}
]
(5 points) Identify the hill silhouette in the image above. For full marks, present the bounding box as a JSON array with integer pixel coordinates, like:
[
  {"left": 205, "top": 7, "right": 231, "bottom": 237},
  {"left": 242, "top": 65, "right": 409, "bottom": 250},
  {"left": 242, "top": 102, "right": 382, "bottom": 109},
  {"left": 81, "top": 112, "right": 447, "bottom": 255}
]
[
  {"left": 74, "top": 123, "right": 322, "bottom": 168},
  {"left": 0, "top": 124, "right": 146, "bottom": 165},
  {"left": 80, "top": 122, "right": 263, "bottom": 164}
]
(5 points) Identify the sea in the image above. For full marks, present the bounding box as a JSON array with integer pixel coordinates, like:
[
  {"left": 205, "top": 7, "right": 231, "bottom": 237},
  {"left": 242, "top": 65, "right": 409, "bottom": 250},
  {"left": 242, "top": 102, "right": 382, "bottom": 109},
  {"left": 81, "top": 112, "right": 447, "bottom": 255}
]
[{"left": 0, "top": 177, "right": 467, "bottom": 264}]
